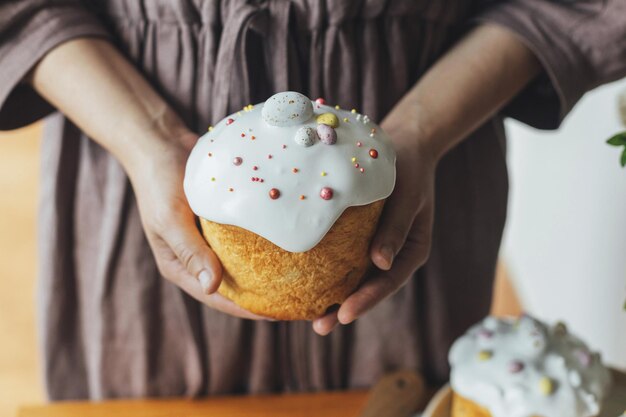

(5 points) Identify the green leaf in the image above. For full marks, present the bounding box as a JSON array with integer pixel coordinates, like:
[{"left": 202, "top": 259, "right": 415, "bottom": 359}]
[
  {"left": 606, "top": 132, "right": 626, "bottom": 146},
  {"left": 621, "top": 149, "right": 626, "bottom": 167}
]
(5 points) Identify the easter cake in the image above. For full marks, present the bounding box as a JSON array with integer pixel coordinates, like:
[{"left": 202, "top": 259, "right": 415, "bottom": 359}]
[
  {"left": 184, "top": 92, "right": 396, "bottom": 320},
  {"left": 448, "top": 315, "right": 612, "bottom": 417}
]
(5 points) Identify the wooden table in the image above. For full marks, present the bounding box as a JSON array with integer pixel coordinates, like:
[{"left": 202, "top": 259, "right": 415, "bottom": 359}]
[{"left": 18, "top": 391, "right": 370, "bottom": 417}]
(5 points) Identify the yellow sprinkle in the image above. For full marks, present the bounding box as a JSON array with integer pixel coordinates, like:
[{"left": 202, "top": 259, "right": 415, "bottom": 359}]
[
  {"left": 343, "top": 117, "right": 349, "bottom": 123},
  {"left": 211, "top": 177, "right": 216, "bottom": 181},
  {"left": 539, "top": 377, "right": 555, "bottom": 395},
  {"left": 351, "top": 157, "right": 357, "bottom": 163},
  {"left": 208, "top": 126, "right": 214, "bottom": 131},
  {"left": 351, "top": 108, "right": 357, "bottom": 113},
  {"left": 477, "top": 350, "right": 493, "bottom": 361},
  {"left": 237, "top": 112, "right": 242, "bottom": 116},
  {"left": 334, "top": 105, "right": 340, "bottom": 110},
  {"left": 316, "top": 112, "right": 339, "bottom": 128},
  {"left": 321, "top": 171, "right": 327, "bottom": 177}
]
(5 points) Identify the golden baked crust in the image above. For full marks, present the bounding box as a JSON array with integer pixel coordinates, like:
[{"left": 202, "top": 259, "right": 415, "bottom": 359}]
[
  {"left": 451, "top": 392, "right": 545, "bottom": 417},
  {"left": 200, "top": 200, "right": 384, "bottom": 320}
]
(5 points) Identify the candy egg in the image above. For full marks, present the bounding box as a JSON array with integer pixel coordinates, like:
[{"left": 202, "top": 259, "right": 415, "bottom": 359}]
[
  {"left": 317, "top": 124, "right": 337, "bottom": 145},
  {"left": 294, "top": 126, "right": 317, "bottom": 147},
  {"left": 316, "top": 112, "right": 339, "bottom": 128},
  {"left": 538, "top": 377, "right": 555, "bottom": 395},
  {"left": 262, "top": 91, "right": 314, "bottom": 127}
]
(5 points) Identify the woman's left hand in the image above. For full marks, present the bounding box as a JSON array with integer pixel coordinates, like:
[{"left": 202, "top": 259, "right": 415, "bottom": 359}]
[{"left": 313, "top": 106, "right": 438, "bottom": 335}]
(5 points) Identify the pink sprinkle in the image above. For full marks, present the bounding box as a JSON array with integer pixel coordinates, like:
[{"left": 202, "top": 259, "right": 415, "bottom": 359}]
[
  {"left": 359, "top": 168, "right": 365, "bottom": 173},
  {"left": 315, "top": 98, "right": 326, "bottom": 105},
  {"left": 354, "top": 163, "right": 360, "bottom": 168},
  {"left": 233, "top": 157, "right": 243, "bottom": 166},
  {"left": 253, "top": 166, "right": 258, "bottom": 171},
  {"left": 282, "top": 144, "right": 287, "bottom": 149},
  {"left": 357, "top": 141, "right": 362, "bottom": 147},
  {"left": 508, "top": 361, "right": 525, "bottom": 373},
  {"left": 260, "top": 179, "right": 264, "bottom": 183},
  {"left": 208, "top": 152, "right": 213, "bottom": 157},
  {"left": 320, "top": 187, "right": 334, "bottom": 200},
  {"left": 226, "top": 118, "right": 234, "bottom": 125},
  {"left": 268, "top": 154, "right": 273, "bottom": 159},
  {"left": 478, "top": 329, "right": 494, "bottom": 339}
]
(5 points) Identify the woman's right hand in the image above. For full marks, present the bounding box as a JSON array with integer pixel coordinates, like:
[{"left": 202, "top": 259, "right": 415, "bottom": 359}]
[{"left": 125, "top": 122, "right": 268, "bottom": 320}]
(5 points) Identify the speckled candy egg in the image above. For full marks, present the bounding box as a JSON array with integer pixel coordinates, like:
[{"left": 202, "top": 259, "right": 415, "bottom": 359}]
[
  {"left": 294, "top": 126, "right": 318, "bottom": 147},
  {"left": 317, "top": 124, "right": 337, "bottom": 145},
  {"left": 262, "top": 91, "right": 314, "bottom": 127}
]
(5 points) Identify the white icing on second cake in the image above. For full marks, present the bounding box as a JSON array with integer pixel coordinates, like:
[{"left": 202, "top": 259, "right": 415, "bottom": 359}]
[
  {"left": 184, "top": 92, "right": 396, "bottom": 252},
  {"left": 449, "top": 315, "right": 611, "bottom": 417}
]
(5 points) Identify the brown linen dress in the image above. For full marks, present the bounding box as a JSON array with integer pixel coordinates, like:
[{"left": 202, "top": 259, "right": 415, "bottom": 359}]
[{"left": 1, "top": 0, "right": 625, "bottom": 401}]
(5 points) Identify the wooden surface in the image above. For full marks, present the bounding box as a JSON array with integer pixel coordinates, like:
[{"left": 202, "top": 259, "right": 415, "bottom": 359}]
[
  {"left": 18, "top": 391, "right": 370, "bottom": 417},
  {"left": 0, "top": 123, "right": 44, "bottom": 417}
]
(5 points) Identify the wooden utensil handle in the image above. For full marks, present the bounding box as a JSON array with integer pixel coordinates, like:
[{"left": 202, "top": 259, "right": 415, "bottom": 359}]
[{"left": 358, "top": 370, "right": 425, "bottom": 417}]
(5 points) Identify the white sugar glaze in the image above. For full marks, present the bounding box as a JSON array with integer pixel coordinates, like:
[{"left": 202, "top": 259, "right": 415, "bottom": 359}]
[{"left": 184, "top": 92, "right": 396, "bottom": 252}]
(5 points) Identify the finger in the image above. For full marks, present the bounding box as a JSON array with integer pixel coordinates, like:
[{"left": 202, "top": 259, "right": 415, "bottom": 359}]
[
  {"left": 340, "top": 201, "right": 434, "bottom": 324},
  {"left": 162, "top": 210, "right": 223, "bottom": 294},
  {"left": 369, "top": 180, "right": 420, "bottom": 271},
  {"left": 312, "top": 307, "right": 340, "bottom": 336}
]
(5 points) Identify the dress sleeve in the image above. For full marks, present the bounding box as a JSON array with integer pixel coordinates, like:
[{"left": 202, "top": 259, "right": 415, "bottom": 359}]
[
  {"left": 475, "top": 0, "right": 626, "bottom": 129},
  {"left": 0, "top": 1, "right": 110, "bottom": 130}
]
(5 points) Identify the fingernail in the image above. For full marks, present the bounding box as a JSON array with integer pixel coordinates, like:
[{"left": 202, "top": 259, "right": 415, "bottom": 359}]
[
  {"left": 380, "top": 245, "right": 394, "bottom": 268},
  {"left": 199, "top": 270, "right": 214, "bottom": 294}
]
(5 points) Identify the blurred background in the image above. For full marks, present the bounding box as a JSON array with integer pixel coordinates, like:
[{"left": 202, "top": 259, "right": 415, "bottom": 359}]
[{"left": 0, "top": 78, "right": 624, "bottom": 416}]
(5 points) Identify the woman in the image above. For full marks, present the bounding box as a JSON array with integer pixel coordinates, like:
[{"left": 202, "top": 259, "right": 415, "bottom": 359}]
[{"left": 0, "top": 0, "right": 624, "bottom": 400}]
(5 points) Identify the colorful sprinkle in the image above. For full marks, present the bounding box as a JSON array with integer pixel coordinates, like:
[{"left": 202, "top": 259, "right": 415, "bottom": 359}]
[
  {"left": 351, "top": 108, "right": 357, "bottom": 113},
  {"left": 538, "top": 377, "right": 555, "bottom": 395},
  {"left": 359, "top": 168, "right": 365, "bottom": 173},
  {"left": 575, "top": 349, "right": 592, "bottom": 367},
  {"left": 268, "top": 154, "right": 273, "bottom": 159},
  {"left": 299, "top": 195, "right": 306, "bottom": 200},
  {"left": 251, "top": 135, "right": 256, "bottom": 140},
  {"left": 478, "top": 329, "right": 494, "bottom": 339},
  {"left": 269, "top": 188, "right": 281, "bottom": 200},
  {"left": 320, "top": 187, "right": 334, "bottom": 200},
  {"left": 334, "top": 105, "right": 340, "bottom": 110},
  {"left": 228, "top": 187, "right": 234, "bottom": 192},
  {"left": 316, "top": 112, "right": 339, "bottom": 128},
  {"left": 282, "top": 144, "right": 287, "bottom": 149},
  {"left": 351, "top": 157, "right": 357, "bottom": 163},
  {"left": 226, "top": 118, "right": 234, "bottom": 125},
  {"left": 292, "top": 168, "right": 299, "bottom": 173},
  {"left": 233, "top": 157, "right": 243, "bottom": 166},
  {"left": 208, "top": 125, "right": 214, "bottom": 131},
  {"left": 369, "top": 149, "right": 379, "bottom": 159},
  {"left": 211, "top": 177, "right": 216, "bottom": 182},
  {"left": 315, "top": 98, "right": 326, "bottom": 105},
  {"left": 321, "top": 171, "right": 327, "bottom": 176},
  {"left": 354, "top": 163, "right": 360, "bottom": 168},
  {"left": 241, "top": 133, "right": 246, "bottom": 137},
  {"left": 343, "top": 117, "right": 349, "bottom": 123},
  {"left": 317, "top": 124, "right": 337, "bottom": 145},
  {"left": 356, "top": 141, "right": 362, "bottom": 147},
  {"left": 477, "top": 350, "right": 493, "bottom": 361},
  {"left": 508, "top": 361, "right": 525, "bottom": 373},
  {"left": 253, "top": 166, "right": 259, "bottom": 171},
  {"left": 208, "top": 152, "right": 213, "bottom": 157}
]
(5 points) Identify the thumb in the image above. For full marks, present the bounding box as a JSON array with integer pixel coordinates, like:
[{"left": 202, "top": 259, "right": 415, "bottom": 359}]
[
  {"left": 163, "top": 212, "right": 223, "bottom": 294},
  {"left": 369, "top": 185, "right": 420, "bottom": 271}
]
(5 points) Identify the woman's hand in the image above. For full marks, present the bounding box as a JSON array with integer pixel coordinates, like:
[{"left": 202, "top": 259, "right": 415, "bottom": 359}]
[
  {"left": 28, "top": 38, "right": 267, "bottom": 320},
  {"left": 313, "top": 110, "right": 437, "bottom": 335},
  {"left": 126, "top": 125, "right": 268, "bottom": 320}
]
